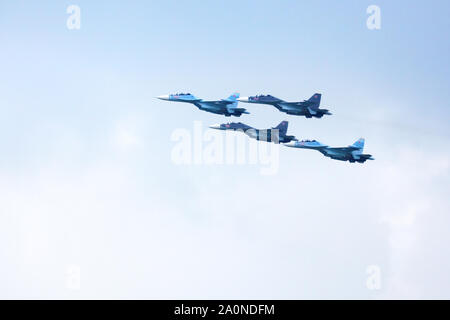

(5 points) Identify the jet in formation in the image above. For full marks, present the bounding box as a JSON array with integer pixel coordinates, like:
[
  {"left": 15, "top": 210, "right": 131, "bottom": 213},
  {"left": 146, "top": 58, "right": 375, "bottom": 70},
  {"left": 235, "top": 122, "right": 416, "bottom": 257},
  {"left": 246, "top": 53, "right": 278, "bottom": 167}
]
[
  {"left": 238, "top": 93, "right": 331, "bottom": 118},
  {"left": 284, "top": 138, "right": 374, "bottom": 163},
  {"left": 157, "top": 92, "right": 249, "bottom": 117},
  {"left": 210, "top": 120, "right": 297, "bottom": 144}
]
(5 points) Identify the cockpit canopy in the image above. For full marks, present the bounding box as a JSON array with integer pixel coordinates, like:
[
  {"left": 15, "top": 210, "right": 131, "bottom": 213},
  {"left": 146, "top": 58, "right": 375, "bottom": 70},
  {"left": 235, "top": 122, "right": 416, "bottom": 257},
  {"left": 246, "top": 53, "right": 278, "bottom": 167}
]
[
  {"left": 252, "top": 94, "right": 273, "bottom": 98},
  {"left": 300, "top": 139, "right": 317, "bottom": 142},
  {"left": 222, "top": 122, "right": 246, "bottom": 129},
  {"left": 249, "top": 94, "right": 279, "bottom": 102}
]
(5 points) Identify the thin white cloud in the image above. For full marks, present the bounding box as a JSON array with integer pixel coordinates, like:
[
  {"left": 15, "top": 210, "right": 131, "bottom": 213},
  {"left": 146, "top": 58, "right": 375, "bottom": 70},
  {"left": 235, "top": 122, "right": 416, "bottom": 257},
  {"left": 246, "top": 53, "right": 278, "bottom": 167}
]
[{"left": 373, "top": 148, "right": 450, "bottom": 299}]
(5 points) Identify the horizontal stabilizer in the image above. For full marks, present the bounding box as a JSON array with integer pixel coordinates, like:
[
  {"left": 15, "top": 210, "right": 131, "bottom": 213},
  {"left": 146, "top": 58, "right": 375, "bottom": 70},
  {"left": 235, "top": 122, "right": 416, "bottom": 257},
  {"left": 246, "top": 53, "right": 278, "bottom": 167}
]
[
  {"left": 233, "top": 108, "right": 249, "bottom": 114},
  {"left": 359, "top": 154, "right": 374, "bottom": 160}
]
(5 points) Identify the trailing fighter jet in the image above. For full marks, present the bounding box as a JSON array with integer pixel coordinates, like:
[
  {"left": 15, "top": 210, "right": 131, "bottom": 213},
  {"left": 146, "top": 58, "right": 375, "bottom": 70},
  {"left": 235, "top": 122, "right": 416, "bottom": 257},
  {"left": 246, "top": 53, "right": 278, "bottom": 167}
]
[
  {"left": 209, "top": 120, "right": 297, "bottom": 144},
  {"left": 238, "top": 93, "right": 331, "bottom": 118},
  {"left": 284, "top": 138, "right": 374, "bottom": 163},
  {"left": 156, "top": 92, "right": 249, "bottom": 117}
]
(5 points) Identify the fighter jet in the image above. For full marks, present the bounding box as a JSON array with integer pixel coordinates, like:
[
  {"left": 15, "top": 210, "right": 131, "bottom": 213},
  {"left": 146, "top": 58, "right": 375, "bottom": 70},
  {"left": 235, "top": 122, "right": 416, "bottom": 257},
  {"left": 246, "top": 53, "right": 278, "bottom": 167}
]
[
  {"left": 238, "top": 93, "right": 331, "bottom": 118},
  {"left": 209, "top": 120, "right": 297, "bottom": 144},
  {"left": 284, "top": 138, "right": 375, "bottom": 163},
  {"left": 156, "top": 92, "right": 249, "bottom": 117}
]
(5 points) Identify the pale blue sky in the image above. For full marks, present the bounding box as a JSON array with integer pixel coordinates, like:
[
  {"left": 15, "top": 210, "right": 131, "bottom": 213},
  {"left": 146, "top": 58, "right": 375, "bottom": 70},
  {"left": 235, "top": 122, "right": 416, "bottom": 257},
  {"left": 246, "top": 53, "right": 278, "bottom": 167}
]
[{"left": 0, "top": 1, "right": 449, "bottom": 299}]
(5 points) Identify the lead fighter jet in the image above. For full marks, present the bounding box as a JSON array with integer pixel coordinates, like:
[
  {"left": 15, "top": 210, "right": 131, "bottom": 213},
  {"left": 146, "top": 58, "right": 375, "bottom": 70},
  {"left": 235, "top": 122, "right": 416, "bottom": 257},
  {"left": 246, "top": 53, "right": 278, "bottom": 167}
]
[
  {"left": 210, "top": 120, "right": 297, "bottom": 144},
  {"left": 156, "top": 92, "right": 249, "bottom": 117},
  {"left": 238, "top": 93, "right": 331, "bottom": 118},
  {"left": 284, "top": 138, "right": 374, "bottom": 163}
]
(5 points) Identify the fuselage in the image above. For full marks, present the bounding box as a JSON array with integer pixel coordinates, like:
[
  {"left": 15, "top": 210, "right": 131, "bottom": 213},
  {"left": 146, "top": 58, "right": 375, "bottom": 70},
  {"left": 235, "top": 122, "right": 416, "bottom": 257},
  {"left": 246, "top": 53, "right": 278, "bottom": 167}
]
[
  {"left": 238, "top": 94, "right": 331, "bottom": 118},
  {"left": 157, "top": 93, "right": 247, "bottom": 117},
  {"left": 210, "top": 123, "right": 296, "bottom": 144},
  {"left": 284, "top": 140, "right": 374, "bottom": 163}
]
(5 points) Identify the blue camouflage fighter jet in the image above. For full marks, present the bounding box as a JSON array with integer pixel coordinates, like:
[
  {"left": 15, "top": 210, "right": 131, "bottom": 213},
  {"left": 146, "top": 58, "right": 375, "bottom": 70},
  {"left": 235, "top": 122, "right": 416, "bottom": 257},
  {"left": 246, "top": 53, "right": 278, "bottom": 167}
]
[
  {"left": 210, "top": 120, "right": 297, "bottom": 144},
  {"left": 238, "top": 93, "right": 331, "bottom": 118},
  {"left": 284, "top": 138, "right": 374, "bottom": 163},
  {"left": 157, "top": 92, "right": 249, "bottom": 117}
]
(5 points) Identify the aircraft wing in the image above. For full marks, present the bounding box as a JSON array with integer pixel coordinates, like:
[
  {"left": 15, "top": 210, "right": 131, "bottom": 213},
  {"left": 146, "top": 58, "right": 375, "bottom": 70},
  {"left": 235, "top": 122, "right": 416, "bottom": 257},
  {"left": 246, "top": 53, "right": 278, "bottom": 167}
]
[
  {"left": 202, "top": 100, "right": 234, "bottom": 105},
  {"left": 328, "top": 146, "right": 359, "bottom": 152},
  {"left": 283, "top": 100, "right": 314, "bottom": 107}
]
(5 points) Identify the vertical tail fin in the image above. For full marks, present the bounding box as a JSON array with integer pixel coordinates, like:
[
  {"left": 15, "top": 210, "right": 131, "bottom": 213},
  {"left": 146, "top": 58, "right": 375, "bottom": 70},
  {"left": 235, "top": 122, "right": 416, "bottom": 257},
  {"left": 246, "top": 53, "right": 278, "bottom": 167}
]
[
  {"left": 352, "top": 138, "right": 365, "bottom": 150},
  {"left": 224, "top": 93, "right": 240, "bottom": 110},
  {"left": 273, "top": 121, "right": 288, "bottom": 136},
  {"left": 308, "top": 93, "right": 321, "bottom": 109}
]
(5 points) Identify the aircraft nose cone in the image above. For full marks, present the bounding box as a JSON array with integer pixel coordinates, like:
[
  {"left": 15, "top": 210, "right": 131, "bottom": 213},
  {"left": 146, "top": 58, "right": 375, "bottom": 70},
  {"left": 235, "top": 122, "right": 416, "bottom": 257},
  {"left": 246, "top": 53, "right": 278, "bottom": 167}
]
[
  {"left": 283, "top": 141, "right": 297, "bottom": 148},
  {"left": 237, "top": 97, "right": 249, "bottom": 102},
  {"left": 156, "top": 94, "right": 170, "bottom": 100},
  {"left": 209, "top": 124, "right": 222, "bottom": 130}
]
